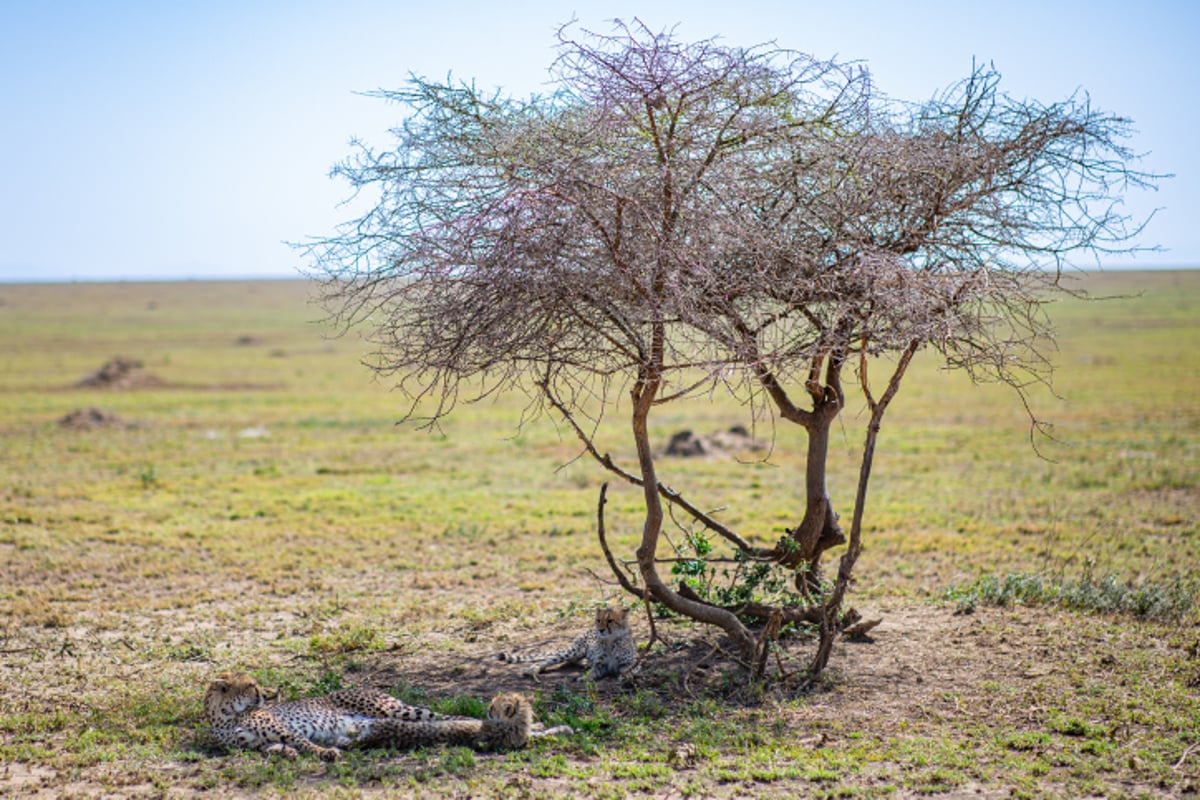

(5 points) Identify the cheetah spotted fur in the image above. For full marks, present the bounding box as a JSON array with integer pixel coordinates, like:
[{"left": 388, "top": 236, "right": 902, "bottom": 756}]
[
  {"left": 204, "top": 672, "right": 562, "bottom": 760},
  {"left": 498, "top": 606, "right": 638, "bottom": 681}
]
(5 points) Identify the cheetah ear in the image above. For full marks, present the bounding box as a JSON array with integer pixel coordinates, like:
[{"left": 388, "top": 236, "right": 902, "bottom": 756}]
[{"left": 213, "top": 671, "right": 241, "bottom": 687}]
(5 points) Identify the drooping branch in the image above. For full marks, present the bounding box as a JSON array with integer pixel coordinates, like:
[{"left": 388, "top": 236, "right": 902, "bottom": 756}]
[
  {"left": 624, "top": 320, "right": 760, "bottom": 661},
  {"left": 540, "top": 377, "right": 765, "bottom": 555},
  {"left": 595, "top": 482, "right": 644, "bottom": 599},
  {"left": 675, "top": 582, "right": 823, "bottom": 625}
]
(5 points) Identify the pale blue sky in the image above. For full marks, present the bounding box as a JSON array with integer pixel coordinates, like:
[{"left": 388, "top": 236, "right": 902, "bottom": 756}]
[{"left": 1, "top": 1, "right": 1195, "bottom": 281}]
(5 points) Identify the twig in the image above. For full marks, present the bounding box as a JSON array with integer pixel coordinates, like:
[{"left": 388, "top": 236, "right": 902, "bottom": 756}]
[
  {"left": 709, "top": 638, "right": 754, "bottom": 673},
  {"left": 546, "top": 385, "right": 764, "bottom": 554},
  {"left": 1174, "top": 741, "right": 1200, "bottom": 771},
  {"left": 596, "top": 483, "right": 645, "bottom": 600},
  {"left": 583, "top": 567, "right": 618, "bottom": 587},
  {"left": 683, "top": 642, "right": 722, "bottom": 700},
  {"left": 774, "top": 645, "right": 802, "bottom": 684},
  {"left": 753, "top": 610, "right": 782, "bottom": 681},
  {"left": 640, "top": 594, "right": 661, "bottom": 651}
]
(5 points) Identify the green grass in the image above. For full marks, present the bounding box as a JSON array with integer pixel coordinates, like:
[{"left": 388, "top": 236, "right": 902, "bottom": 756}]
[
  {"left": 946, "top": 567, "right": 1199, "bottom": 621},
  {"left": 0, "top": 271, "right": 1197, "bottom": 798}
]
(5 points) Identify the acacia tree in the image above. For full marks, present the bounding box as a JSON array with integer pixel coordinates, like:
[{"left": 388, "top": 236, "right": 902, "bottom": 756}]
[{"left": 305, "top": 21, "right": 1156, "bottom": 677}]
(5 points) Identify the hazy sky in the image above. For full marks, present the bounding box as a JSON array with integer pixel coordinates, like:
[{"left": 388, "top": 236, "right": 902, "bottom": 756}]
[{"left": 2, "top": 1, "right": 1196, "bottom": 281}]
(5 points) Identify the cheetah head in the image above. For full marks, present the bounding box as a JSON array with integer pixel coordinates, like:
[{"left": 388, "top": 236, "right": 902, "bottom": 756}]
[
  {"left": 594, "top": 606, "right": 628, "bottom": 633},
  {"left": 204, "top": 672, "right": 268, "bottom": 725},
  {"left": 486, "top": 692, "right": 531, "bottom": 724},
  {"left": 483, "top": 692, "right": 534, "bottom": 749}
]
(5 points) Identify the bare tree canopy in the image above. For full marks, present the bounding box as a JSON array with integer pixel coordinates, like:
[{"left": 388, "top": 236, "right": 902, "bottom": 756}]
[{"left": 304, "top": 20, "right": 1160, "bottom": 678}]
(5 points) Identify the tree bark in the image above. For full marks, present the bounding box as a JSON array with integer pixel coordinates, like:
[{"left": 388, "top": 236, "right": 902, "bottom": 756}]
[
  {"left": 778, "top": 403, "right": 846, "bottom": 576},
  {"left": 629, "top": 354, "right": 758, "bottom": 661},
  {"left": 773, "top": 351, "right": 849, "bottom": 579}
]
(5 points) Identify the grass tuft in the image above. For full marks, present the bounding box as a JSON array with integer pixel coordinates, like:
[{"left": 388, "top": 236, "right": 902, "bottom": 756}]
[
  {"left": 945, "top": 566, "right": 1199, "bottom": 623},
  {"left": 307, "top": 624, "right": 386, "bottom": 656}
]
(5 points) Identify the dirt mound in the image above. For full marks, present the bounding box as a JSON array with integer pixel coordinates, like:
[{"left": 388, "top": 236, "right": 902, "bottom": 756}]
[
  {"left": 663, "top": 425, "right": 765, "bottom": 458},
  {"left": 76, "top": 356, "right": 165, "bottom": 390},
  {"left": 57, "top": 407, "right": 130, "bottom": 429}
]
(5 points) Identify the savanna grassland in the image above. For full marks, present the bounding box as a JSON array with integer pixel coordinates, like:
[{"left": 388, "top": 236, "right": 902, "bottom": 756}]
[{"left": 1, "top": 271, "right": 1197, "bottom": 799}]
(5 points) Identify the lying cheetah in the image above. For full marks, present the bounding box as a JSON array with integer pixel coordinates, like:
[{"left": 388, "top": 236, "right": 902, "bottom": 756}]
[
  {"left": 204, "top": 672, "right": 566, "bottom": 760},
  {"left": 498, "top": 606, "right": 638, "bottom": 681}
]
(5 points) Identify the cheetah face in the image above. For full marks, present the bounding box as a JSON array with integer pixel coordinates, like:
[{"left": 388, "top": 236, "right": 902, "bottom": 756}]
[
  {"left": 204, "top": 672, "right": 267, "bottom": 724},
  {"left": 594, "top": 607, "right": 628, "bottom": 634},
  {"left": 487, "top": 692, "right": 528, "bottom": 722}
]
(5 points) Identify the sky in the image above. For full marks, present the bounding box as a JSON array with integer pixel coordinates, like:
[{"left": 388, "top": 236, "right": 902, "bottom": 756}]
[{"left": 1, "top": 1, "right": 1196, "bottom": 282}]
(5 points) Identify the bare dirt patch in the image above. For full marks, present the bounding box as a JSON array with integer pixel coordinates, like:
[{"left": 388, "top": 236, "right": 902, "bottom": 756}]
[
  {"left": 57, "top": 406, "right": 134, "bottom": 429},
  {"left": 75, "top": 356, "right": 166, "bottom": 390},
  {"left": 346, "top": 602, "right": 1187, "bottom": 717},
  {"left": 67, "top": 354, "right": 285, "bottom": 393},
  {"left": 661, "top": 425, "right": 765, "bottom": 459}
]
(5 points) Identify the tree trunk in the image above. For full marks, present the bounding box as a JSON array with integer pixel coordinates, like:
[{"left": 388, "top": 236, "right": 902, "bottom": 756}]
[
  {"left": 778, "top": 397, "right": 846, "bottom": 582},
  {"left": 629, "top": 366, "right": 758, "bottom": 662},
  {"left": 808, "top": 413, "right": 880, "bottom": 676},
  {"left": 808, "top": 340, "right": 921, "bottom": 677}
]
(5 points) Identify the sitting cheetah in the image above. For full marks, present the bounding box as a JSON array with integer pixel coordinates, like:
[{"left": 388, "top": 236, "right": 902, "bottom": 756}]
[
  {"left": 204, "top": 672, "right": 566, "bottom": 760},
  {"left": 497, "top": 606, "right": 638, "bottom": 681}
]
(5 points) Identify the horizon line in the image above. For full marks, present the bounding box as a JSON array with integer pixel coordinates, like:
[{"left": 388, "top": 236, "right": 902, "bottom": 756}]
[{"left": 2, "top": 263, "right": 1197, "bottom": 285}]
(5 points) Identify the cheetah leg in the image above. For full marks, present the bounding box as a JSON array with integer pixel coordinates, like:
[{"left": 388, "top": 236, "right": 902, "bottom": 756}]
[
  {"left": 260, "top": 743, "right": 300, "bottom": 759},
  {"left": 268, "top": 737, "right": 341, "bottom": 762},
  {"left": 530, "top": 724, "right": 574, "bottom": 738}
]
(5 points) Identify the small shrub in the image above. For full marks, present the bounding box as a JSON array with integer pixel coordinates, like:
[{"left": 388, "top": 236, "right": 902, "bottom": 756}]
[
  {"left": 309, "top": 672, "right": 345, "bottom": 695},
  {"left": 307, "top": 624, "right": 385, "bottom": 655},
  {"left": 945, "top": 567, "right": 1198, "bottom": 623},
  {"left": 138, "top": 463, "right": 159, "bottom": 489}
]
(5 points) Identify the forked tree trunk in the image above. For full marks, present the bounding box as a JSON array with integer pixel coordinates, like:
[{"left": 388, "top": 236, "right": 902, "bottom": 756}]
[
  {"left": 768, "top": 352, "right": 849, "bottom": 584},
  {"left": 779, "top": 400, "right": 846, "bottom": 582}
]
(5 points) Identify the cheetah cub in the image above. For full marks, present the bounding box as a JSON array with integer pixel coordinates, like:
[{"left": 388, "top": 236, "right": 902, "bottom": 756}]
[
  {"left": 498, "top": 606, "right": 638, "bottom": 681},
  {"left": 204, "top": 672, "right": 565, "bottom": 760}
]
